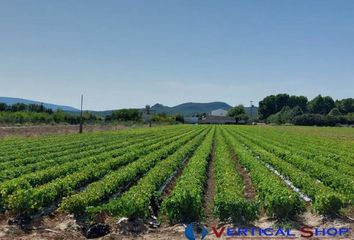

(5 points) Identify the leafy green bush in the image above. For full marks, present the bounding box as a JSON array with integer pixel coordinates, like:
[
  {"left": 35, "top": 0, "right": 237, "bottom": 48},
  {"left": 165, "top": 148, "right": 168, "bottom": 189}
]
[
  {"left": 267, "top": 106, "right": 303, "bottom": 124},
  {"left": 110, "top": 109, "right": 142, "bottom": 122},
  {"left": 292, "top": 114, "right": 351, "bottom": 126},
  {"left": 313, "top": 193, "right": 343, "bottom": 215}
]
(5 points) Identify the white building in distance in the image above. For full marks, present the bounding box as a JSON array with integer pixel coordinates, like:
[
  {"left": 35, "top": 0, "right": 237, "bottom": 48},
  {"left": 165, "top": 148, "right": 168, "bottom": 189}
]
[{"left": 210, "top": 108, "right": 228, "bottom": 117}]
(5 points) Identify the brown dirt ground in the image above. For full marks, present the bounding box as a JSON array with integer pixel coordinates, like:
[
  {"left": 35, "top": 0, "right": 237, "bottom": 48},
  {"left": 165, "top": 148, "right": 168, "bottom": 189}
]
[
  {"left": 204, "top": 141, "right": 218, "bottom": 228},
  {"left": 231, "top": 152, "right": 257, "bottom": 201},
  {"left": 0, "top": 124, "right": 129, "bottom": 138},
  {"left": 161, "top": 156, "right": 190, "bottom": 200},
  {"left": 0, "top": 210, "right": 353, "bottom": 239}
]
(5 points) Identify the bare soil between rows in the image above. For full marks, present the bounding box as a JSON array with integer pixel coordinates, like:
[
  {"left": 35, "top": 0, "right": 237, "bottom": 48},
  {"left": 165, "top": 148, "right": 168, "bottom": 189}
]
[
  {"left": 204, "top": 140, "right": 218, "bottom": 228},
  {"left": 231, "top": 152, "right": 257, "bottom": 201}
]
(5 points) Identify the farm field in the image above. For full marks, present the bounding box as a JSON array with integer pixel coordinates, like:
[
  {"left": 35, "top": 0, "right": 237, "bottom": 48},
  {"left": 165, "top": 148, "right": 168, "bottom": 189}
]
[
  {"left": 0, "top": 125, "right": 353, "bottom": 239},
  {"left": 0, "top": 124, "right": 131, "bottom": 138}
]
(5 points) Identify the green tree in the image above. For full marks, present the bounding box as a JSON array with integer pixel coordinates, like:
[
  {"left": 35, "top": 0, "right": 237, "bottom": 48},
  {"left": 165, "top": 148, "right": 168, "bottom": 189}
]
[
  {"left": 258, "top": 93, "right": 308, "bottom": 119},
  {"left": 289, "top": 95, "right": 308, "bottom": 112},
  {"left": 308, "top": 95, "right": 335, "bottom": 115},
  {"left": 336, "top": 98, "right": 354, "bottom": 114},
  {"left": 228, "top": 105, "right": 248, "bottom": 123},
  {"left": 53, "top": 109, "right": 66, "bottom": 123},
  {"left": 111, "top": 109, "right": 142, "bottom": 122},
  {"left": 267, "top": 106, "right": 303, "bottom": 124},
  {"left": 11, "top": 103, "right": 27, "bottom": 112},
  {"left": 175, "top": 114, "right": 184, "bottom": 123},
  {"left": 328, "top": 108, "right": 342, "bottom": 116},
  {"left": 259, "top": 95, "right": 277, "bottom": 119},
  {"left": 0, "top": 103, "right": 7, "bottom": 111},
  {"left": 275, "top": 94, "right": 290, "bottom": 112}
]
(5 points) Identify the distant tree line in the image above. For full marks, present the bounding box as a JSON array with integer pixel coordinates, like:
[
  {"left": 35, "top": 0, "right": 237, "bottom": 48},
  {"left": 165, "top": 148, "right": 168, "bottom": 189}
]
[
  {"left": 259, "top": 94, "right": 354, "bottom": 126},
  {"left": 106, "top": 109, "right": 142, "bottom": 122},
  {"left": 0, "top": 103, "right": 54, "bottom": 113},
  {"left": 0, "top": 103, "right": 186, "bottom": 126},
  {"left": 106, "top": 109, "right": 184, "bottom": 124},
  {"left": 0, "top": 103, "right": 98, "bottom": 125}
]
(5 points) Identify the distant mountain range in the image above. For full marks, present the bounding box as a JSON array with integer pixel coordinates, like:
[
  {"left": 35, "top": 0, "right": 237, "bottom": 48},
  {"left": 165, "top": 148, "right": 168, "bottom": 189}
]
[
  {"left": 151, "top": 102, "right": 232, "bottom": 115},
  {"left": 151, "top": 102, "right": 257, "bottom": 116},
  {"left": 72, "top": 102, "right": 236, "bottom": 117},
  {"left": 0, "top": 97, "right": 80, "bottom": 112},
  {"left": 0, "top": 97, "right": 258, "bottom": 117}
]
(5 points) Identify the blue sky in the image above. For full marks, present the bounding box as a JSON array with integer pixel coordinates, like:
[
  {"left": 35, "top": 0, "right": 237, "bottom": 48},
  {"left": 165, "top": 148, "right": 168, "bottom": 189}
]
[{"left": 0, "top": 0, "right": 353, "bottom": 110}]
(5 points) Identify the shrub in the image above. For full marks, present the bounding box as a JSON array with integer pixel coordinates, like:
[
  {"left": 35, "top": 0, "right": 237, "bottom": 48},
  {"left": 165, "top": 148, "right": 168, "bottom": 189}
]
[{"left": 267, "top": 106, "right": 303, "bottom": 124}]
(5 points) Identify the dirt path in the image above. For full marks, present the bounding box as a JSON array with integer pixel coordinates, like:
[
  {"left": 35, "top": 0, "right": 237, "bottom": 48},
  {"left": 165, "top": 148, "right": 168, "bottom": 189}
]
[
  {"left": 160, "top": 155, "right": 191, "bottom": 200},
  {"left": 203, "top": 140, "right": 218, "bottom": 227},
  {"left": 157, "top": 155, "right": 192, "bottom": 217},
  {"left": 231, "top": 151, "right": 257, "bottom": 201}
]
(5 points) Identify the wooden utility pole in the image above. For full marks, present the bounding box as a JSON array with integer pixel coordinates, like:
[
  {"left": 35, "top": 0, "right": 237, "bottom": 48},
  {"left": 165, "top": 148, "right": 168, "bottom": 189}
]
[
  {"left": 146, "top": 105, "right": 152, "bottom": 127},
  {"left": 79, "top": 94, "right": 83, "bottom": 133},
  {"left": 250, "top": 100, "right": 254, "bottom": 121}
]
